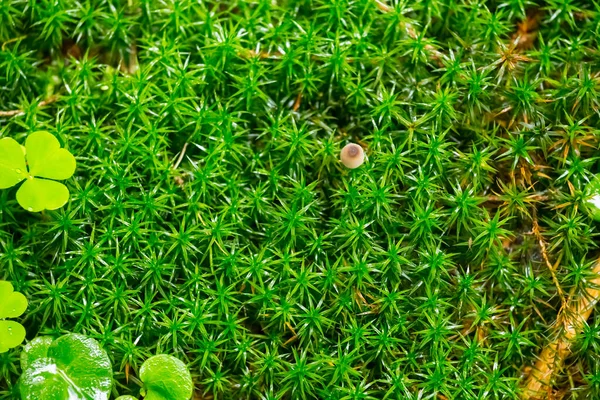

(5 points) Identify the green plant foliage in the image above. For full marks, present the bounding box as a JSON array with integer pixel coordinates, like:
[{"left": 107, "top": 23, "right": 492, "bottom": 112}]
[
  {"left": 584, "top": 175, "right": 600, "bottom": 221},
  {"left": 0, "top": 281, "right": 27, "bottom": 353},
  {"left": 139, "top": 355, "right": 193, "bottom": 400},
  {"left": 19, "top": 337, "right": 53, "bottom": 371},
  {"left": 2, "top": 0, "right": 600, "bottom": 399},
  {"left": 19, "top": 334, "right": 112, "bottom": 400},
  {"left": 0, "top": 132, "right": 76, "bottom": 212}
]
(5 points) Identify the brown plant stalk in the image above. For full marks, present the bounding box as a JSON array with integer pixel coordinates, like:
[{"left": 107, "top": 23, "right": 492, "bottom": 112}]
[
  {"left": 531, "top": 210, "right": 567, "bottom": 311},
  {"left": 0, "top": 95, "right": 59, "bottom": 117},
  {"left": 522, "top": 259, "right": 600, "bottom": 399}
]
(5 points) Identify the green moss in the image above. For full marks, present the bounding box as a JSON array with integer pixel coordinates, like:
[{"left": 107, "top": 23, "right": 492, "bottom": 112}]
[{"left": 1, "top": 0, "right": 600, "bottom": 399}]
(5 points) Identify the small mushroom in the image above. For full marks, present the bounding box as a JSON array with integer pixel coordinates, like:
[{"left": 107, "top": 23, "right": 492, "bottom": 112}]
[{"left": 340, "top": 143, "right": 365, "bottom": 169}]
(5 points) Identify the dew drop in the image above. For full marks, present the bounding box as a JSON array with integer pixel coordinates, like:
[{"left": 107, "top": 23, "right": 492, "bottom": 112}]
[
  {"left": 15, "top": 169, "right": 22, "bottom": 174},
  {"left": 27, "top": 207, "right": 33, "bottom": 212}
]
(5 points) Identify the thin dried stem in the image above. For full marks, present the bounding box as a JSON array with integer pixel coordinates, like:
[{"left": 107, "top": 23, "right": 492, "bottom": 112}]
[
  {"left": 374, "top": 0, "right": 391, "bottom": 12},
  {"left": 2, "top": 35, "right": 27, "bottom": 50},
  {"left": 0, "top": 108, "right": 24, "bottom": 117},
  {"left": 173, "top": 142, "right": 189, "bottom": 170},
  {"left": 532, "top": 208, "right": 567, "bottom": 311},
  {"left": 522, "top": 259, "right": 600, "bottom": 399},
  {"left": 293, "top": 92, "right": 302, "bottom": 112},
  {"left": 0, "top": 95, "right": 59, "bottom": 117}
]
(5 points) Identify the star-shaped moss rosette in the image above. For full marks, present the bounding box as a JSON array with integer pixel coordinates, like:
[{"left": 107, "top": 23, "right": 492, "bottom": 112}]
[
  {"left": 0, "top": 281, "right": 28, "bottom": 353},
  {"left": 0, "top": 131, "right": 76, "bottom": 212}
]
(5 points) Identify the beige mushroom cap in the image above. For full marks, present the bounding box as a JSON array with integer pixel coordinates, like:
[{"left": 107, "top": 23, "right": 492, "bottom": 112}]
[{"left": 340, "top": 143, "right": 365, "bottom": 169}]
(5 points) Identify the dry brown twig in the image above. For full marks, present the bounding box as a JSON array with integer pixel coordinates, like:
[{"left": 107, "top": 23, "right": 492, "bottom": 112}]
[
  {"left": 0, "top": 95, "right": 59, "bottom": 117},
  {"left": 283, "top": 321, "right": 298, "bottom": 347},
  {"left": 0, "top": 108, "right": 25, "bottom": 117},
  {"left": 172, "top": 142, "right": 189, "bottom": 170},
  {"left": 2, "top": 35, "right": 27, "bottom": 50},
  {"left": 512, "top": 11, "right": 540, "bottom": 50},
  {"left": 522, "top": 259, "right": 600, "bottom": 399},
  {"left": 531, "top": 209, "right": 567, "bottom": 311},
  {"left": 293, "top": 92, "right": 302, "bottom": 112}
]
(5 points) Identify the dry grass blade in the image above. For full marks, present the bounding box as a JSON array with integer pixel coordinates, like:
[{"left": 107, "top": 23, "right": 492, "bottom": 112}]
[
  {"left": 531, "top": 209, "right": 566, "bottom": 311},
  {"left": 522, "top": 260, "right": 600, "bottom": 399},
  {"left": 0, "top": 96, "right": 59, "bottom": 117}
]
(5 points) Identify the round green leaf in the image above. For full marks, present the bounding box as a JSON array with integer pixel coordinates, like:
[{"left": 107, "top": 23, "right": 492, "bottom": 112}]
[
  {"left": 0, "top": 137, "right": 27, "bottom": 189},
  {"left": 584, "top": 174, "right": 600, "bottom": 221},
  {"left": 140, "top": 355, "right": 193, "bottom": 400},
  {"left": 19, "top": 358, "right": 72, "bottom": 400},
  {"left": 19, "top": 334, "right": 112, "bottom": 400},
  {"left": 21, "top": 336, "right": 54, "bottom": 371},
  {"left": 115, "top": 396, "right": 138, "bottom": 400},
  {"left": 0, "top": 321, "right": 26, "bottom": 353},
  {"left": 16, "top": 178, "right": 70, "bottom": 212},
  {"left": 25, "top": 131, "right": 76, "bottom": 180},
  {"left": 0, "top": 280, "right": 28, "bottom": 319}
]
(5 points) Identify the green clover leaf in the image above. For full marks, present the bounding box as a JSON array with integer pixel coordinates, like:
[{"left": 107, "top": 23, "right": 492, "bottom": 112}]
[
  {"left": 0, "top": 131, "right": 76, "bottom": 212},
  {"left": 20, "top": 336, "right": 54, "bottom": 371},
  {"left": 140, "top": 355, "right": 194, "bottom": 400},
  {"left": 19, "top": 334, "right": 113, "bottom": 400},
  {"left": 0, "top": 280, "right": 28, "bottom": 353}
]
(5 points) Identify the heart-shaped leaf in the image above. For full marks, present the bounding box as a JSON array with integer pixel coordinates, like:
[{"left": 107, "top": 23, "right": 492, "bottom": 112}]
[
  {"left": 25, "top": 131, "right": 76, "bottom": 180},
  {"left": 0, "top": 281, "right": 28, "bottom": 319},
  {"left": 140, "top": 355, "right": 193, "bottom": 400},
  {"left": 0, "top": 137, "right": 27, "bottom": 189},
  {"left": 16, "top": 178, "right": 70, "bottom": 212},
  {"left": 0, "top": 281, "right": 28, "bottom": 353},
  {"left": 19, "top": 334, "right": 113, "bottom": 400},
  {"left": 0, "top": 321, "right": 26, "bottom": 353},
  {"left": 0, "top": 132, "right": 76, "bottom": 212}
]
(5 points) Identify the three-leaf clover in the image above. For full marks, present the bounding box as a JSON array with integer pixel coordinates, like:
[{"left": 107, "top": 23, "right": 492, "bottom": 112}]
[
  {"left": 0, "top": 281, "right": 28, "bottom": 353},
  {"left": 19, "top": 334, "right": 113, "bottom": 400},
  {"left": 0, "top": 131, "right": 76, "bottom": 212},
  {"left": 140, "top": 355, "right": 194, "bottom": 400}
]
